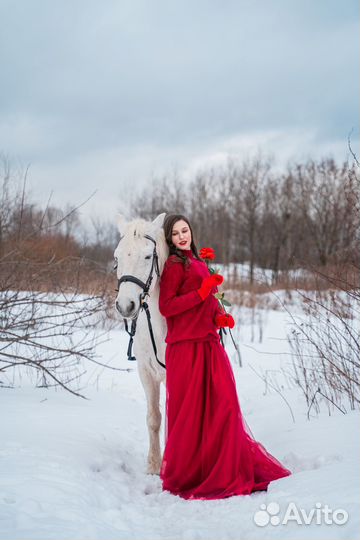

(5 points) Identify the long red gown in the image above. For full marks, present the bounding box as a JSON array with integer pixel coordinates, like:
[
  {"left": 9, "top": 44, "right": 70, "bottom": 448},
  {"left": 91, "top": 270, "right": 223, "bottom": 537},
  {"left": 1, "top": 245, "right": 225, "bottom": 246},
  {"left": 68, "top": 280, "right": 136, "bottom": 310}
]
[{"left": 158, "top": 249, "right": 291, "bottom": 500}]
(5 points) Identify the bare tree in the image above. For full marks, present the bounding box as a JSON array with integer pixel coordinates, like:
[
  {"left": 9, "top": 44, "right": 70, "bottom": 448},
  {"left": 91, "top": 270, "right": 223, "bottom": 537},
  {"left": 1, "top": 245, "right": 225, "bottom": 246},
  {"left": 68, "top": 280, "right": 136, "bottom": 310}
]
[
  {"left": 262, "top": 171, "right": 299, "bottom": 282},
  {"left": 294, "top": 158, "right": 355, "bottom": 266},
  {"left": 234, "top": 154, "right": 272, "bottom": 284},
  {"left": 119, "top": 153, "right": 358, "bottom": 281},
  {"left": 286, "top": 155, "right": 360, "bottom": 416},
  {"left": 0, "top": 159, "right": 116, "bottom": 397}
]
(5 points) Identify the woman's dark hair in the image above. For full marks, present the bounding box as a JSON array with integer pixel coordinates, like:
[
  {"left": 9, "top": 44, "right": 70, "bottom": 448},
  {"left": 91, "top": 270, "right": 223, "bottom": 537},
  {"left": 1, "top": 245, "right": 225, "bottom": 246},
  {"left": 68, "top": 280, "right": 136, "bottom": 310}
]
[{"left": 163, "top": 213, "right": 202, "bottom": 267}]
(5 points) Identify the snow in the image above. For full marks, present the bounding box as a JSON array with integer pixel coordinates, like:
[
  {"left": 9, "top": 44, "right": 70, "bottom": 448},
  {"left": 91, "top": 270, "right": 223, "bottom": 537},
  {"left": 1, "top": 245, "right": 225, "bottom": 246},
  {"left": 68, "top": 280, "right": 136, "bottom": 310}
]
[{"left": 1, "top": 292, "right": 359, "bottom": 540}]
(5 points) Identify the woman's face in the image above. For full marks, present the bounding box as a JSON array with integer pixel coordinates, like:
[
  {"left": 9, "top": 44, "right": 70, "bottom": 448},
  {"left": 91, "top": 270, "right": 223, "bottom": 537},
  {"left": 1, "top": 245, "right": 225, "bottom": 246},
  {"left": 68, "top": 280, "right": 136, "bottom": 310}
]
[{"left": 171, "top": 219, "right": 192, "bottom": 250}]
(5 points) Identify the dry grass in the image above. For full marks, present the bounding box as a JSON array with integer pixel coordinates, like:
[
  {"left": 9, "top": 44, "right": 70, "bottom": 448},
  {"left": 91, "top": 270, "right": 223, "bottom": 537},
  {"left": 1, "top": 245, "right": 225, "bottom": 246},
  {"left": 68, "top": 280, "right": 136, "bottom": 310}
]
[
  {"left": 220, "top": 261, "right": 359, "bottom": 310},
  {"left": 2, "top": 254, "right": 357, "bottom": 315}
]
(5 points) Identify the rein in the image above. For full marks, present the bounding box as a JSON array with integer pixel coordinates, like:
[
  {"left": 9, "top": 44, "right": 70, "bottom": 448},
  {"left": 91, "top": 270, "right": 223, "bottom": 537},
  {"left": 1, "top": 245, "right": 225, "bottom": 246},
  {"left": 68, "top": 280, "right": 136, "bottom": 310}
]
[{"left": 115, "top": 234, "right": 166, "bottom": 370}]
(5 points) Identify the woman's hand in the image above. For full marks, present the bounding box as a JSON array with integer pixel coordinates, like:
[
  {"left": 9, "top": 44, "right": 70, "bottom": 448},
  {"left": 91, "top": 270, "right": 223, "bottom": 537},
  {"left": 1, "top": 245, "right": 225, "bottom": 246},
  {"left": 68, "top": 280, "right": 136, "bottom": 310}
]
[
  {"left": 215, "top": 312, "right": 235, "bottom": 329},
  {"left": 197, "top": 274, "right": 224, "bottom": 300}
]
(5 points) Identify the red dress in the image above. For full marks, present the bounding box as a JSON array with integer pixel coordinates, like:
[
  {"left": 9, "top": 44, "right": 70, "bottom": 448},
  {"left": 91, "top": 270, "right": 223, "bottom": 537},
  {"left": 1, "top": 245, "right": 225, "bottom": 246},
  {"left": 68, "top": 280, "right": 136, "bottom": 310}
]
[{"left": 158, "top": 249, "right": 291, "bottom": 500}]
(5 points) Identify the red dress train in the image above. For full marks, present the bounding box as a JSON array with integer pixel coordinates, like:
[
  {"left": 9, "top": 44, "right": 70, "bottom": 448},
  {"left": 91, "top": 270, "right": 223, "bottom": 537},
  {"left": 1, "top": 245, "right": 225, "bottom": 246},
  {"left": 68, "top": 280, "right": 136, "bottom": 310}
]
[{"left": 158, "top": 249, "right": 291, "bottom": 500}]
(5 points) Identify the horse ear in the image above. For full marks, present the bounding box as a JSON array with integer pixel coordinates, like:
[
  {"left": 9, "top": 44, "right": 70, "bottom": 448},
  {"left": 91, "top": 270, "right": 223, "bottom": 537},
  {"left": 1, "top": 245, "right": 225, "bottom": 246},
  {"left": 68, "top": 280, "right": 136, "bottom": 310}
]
[
  {"left": 151, "top": 212, "right": 166, "bottom": 229},
  {"left": 116, "top": 214, "right": 127, "bottom": 235}
]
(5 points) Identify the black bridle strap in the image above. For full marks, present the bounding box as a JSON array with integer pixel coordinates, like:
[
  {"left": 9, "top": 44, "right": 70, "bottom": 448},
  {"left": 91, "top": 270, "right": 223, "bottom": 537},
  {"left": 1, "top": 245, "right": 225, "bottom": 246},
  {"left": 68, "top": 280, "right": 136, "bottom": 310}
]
[
  {"left": 116, "top": 234, "right": 166, "bottom": 370},
  {"left": 115, "top": 235, "right": 159, "bottom": 292},
  {"left": 142, "top": 301, "right": 165, "bottom": 369},
  {"left": 124, "top": 318, "right": 137, "bottom": 361},
  {"left": 116, "top": 275, "right": 147, "bottom": 292}
]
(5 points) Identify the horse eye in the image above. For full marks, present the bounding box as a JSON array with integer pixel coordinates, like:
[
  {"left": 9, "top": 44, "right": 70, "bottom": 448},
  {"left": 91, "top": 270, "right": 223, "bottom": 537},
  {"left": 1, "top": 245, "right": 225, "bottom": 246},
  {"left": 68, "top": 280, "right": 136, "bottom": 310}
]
[
  {"left": 145, "top": 255, "right": 152, "bottom": 260},
  {"left": 113, "top": 258, "right": 118, "bottom": 270}
]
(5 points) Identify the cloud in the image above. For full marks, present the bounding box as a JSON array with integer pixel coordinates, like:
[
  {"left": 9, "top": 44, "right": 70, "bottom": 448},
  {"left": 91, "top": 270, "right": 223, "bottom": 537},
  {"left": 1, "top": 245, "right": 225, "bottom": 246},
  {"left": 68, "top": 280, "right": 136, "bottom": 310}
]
[{"left": 0, "top": 0, "right": 358, "bottom": 220}]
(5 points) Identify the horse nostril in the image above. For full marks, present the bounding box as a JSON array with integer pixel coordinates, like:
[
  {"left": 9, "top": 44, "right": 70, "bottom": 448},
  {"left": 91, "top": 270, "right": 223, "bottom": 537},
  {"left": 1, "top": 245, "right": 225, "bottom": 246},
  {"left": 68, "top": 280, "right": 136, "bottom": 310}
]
[
  {"left": 115, "top": 299, "right": 136, "bottom": 318},
  {"left": 123, "top": 300, "right": 136, "bottom": 318}
]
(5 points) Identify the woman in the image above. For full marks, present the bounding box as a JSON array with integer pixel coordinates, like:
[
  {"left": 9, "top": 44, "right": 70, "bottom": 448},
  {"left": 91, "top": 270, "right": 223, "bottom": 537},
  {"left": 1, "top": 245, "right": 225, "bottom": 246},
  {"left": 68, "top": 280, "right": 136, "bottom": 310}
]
[{"left": 159, "top": 213, "right": 291, "bottom": 500}]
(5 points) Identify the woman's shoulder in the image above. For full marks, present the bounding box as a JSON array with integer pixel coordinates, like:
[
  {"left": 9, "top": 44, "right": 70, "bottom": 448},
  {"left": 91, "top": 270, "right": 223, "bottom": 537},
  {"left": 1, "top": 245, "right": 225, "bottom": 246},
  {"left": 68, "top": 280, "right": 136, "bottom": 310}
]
[
  {"left": 160, "top": 256, "right": 186, "bottom": 286},
  {"left": 163, "top": 254, "right": 185, "bottom": 271}
]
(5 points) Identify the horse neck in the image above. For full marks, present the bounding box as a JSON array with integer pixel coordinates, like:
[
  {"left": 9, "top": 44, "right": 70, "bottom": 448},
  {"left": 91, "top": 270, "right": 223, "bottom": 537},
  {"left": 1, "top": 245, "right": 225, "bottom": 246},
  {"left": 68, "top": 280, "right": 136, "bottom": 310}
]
[{"left": 149, "top": 279, "right": 160, "bottom": 303}]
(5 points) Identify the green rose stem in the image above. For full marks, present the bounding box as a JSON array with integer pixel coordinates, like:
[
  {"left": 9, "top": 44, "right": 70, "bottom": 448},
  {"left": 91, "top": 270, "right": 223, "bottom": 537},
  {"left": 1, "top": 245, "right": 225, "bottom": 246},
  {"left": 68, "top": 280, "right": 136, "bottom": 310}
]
[{"left": 202, "top": 256, "right": 242, "bottom": 367}]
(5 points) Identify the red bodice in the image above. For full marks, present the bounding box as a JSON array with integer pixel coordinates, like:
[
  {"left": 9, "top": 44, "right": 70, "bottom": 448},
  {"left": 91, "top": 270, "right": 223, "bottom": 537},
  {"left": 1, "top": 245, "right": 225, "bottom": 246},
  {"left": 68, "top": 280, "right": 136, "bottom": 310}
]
[{"left": 158, "top": 249, "right": 223, "bottom": 344}]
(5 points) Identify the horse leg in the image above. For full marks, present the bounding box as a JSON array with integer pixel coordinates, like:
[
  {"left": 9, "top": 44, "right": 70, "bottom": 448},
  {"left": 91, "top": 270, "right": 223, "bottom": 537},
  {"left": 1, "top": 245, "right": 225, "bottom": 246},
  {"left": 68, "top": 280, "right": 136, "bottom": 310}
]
[{"left": 138, "top": 366, "right": 162, "bottom": 475}]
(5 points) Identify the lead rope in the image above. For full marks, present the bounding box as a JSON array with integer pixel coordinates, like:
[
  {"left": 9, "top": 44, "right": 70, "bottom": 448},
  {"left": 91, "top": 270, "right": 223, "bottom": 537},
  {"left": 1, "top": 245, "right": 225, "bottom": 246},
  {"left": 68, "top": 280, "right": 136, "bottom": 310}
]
[
  {"left": 141, "top": 300, "right": 166, "bottom": 369},
  {"left": 124, "top": 318, "right": 137, "bottom": 361},
  {"left": 123, "top": 306, "right": 166, "bottom": 369}
]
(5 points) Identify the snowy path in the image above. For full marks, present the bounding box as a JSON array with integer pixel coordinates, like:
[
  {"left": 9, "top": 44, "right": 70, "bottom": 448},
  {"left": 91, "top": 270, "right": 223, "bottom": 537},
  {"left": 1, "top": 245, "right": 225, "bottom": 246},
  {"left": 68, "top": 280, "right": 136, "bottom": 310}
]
[{"left": 1, "top": 305, "right": 359, "bottom": 539}]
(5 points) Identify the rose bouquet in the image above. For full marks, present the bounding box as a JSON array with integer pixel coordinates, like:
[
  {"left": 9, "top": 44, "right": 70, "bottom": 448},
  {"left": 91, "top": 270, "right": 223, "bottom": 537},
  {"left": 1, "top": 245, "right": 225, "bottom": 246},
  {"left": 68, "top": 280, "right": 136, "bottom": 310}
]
[
  {"left": 199, "top": 246, "right": 241, "bottom": 363},
  {"left": 199, "top": 247, "right": 234, "bottom": 329}
]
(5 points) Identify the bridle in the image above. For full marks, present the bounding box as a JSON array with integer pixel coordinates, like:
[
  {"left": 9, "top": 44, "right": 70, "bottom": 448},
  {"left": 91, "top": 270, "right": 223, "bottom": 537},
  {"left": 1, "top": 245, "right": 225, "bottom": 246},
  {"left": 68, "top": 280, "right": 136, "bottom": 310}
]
[{"left": 114, "top": 234, "right": 166, "bottom": 370}]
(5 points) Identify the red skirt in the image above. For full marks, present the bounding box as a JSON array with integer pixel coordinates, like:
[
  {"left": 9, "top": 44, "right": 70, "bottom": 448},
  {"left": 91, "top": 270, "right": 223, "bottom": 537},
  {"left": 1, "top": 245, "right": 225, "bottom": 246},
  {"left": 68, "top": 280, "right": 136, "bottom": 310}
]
[{"left": 160, "top": 336, "right": 291, "bottom": 500}]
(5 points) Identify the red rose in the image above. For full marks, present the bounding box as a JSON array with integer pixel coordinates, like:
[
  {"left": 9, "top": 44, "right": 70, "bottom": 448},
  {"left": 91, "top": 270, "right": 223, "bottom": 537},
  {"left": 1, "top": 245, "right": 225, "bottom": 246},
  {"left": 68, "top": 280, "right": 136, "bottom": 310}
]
[
  {"left": 212, "top": 274, "right": 224, "bottom": 285},
  {"left": 215, "top": 313, "right": 235, "bottom": 329},
  {"left": 199, "top": 247, "right": 216, "bottom": 261}
]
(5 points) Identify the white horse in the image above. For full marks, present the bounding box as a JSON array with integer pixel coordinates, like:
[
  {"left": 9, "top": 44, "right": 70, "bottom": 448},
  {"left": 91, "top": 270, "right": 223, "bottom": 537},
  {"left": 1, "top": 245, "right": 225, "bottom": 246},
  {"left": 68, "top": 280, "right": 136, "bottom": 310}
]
[{"left": 114, "top": 212, "right": 169, "bottom": 474}]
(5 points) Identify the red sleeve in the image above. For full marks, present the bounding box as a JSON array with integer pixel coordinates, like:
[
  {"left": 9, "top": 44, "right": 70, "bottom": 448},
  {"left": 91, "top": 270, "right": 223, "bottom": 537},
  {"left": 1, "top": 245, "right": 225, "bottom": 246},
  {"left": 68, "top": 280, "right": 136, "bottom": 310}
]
[{"left": 159, "top": 258, "right": 203, "bottom": 317}]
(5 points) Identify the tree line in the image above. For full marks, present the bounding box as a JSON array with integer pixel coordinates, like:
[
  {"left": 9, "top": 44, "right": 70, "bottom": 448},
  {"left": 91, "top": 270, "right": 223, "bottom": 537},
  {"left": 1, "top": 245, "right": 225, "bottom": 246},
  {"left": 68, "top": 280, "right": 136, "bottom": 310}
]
[
  {"left": 129, "top": 155, "right": 358, "bottom": 284},
  {"left": 1, "top": 153, "right": 358, "bottom": 289},
  {"left": 0, "top": 155, "right": 118, "bottom": 278}
]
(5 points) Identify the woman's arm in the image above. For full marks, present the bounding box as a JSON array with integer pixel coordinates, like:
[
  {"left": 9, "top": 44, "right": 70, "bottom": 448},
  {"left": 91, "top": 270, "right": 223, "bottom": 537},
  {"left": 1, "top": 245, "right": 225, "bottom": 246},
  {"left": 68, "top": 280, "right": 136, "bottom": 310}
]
[{"left": 158, "top": 260, "right": 203, "bottom": 317}]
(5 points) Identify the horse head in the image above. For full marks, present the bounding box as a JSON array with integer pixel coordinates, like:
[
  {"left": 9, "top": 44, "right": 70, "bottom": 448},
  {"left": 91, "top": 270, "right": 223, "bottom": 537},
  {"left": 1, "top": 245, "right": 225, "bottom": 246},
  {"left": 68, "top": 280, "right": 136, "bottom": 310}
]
[{"left": 114, "top": 212, "right": 168, "bottom": 320}]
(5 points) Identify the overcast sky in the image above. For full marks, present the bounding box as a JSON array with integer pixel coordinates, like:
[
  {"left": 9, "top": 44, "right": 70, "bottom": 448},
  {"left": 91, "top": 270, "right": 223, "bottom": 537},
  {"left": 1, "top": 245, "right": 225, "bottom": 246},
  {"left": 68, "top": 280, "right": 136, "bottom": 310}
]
[{"left": 0, "top": 0, "right": 358, "bottom": 222}]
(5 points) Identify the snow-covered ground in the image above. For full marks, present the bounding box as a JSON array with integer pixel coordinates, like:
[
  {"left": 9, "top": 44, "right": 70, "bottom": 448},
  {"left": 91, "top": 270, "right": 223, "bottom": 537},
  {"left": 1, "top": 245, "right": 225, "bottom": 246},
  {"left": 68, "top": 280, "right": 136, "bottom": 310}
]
[{"left": 1, "top": 292, "right": 359, "bottom": 540}]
